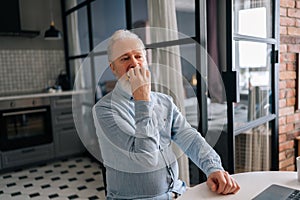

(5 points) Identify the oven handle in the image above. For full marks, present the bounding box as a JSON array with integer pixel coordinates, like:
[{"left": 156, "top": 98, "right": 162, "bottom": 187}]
[{"left": 2, "top": 108, "right": 48, "bottom": 116}]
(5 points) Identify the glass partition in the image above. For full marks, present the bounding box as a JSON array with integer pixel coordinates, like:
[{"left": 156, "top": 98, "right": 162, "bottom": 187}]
[
  {"left": 93, "top": 55, "right": 115, "bottom": 100},
  {"left": 233, "top": 41, "right": 272, "bottom": 128},
  {"left": 91, "top": 0, "right": 126, "bottom": 47},
  {"left": 67, "top": 9, "right": 90, "bottom": 56},
  {"left": 130, "top": 0, "right": 195, "bottom": 45},
  {"left": 146, "top": 43, "right": 198, "bottom": 127},
  {"left": 69, "top": 58, "right": 84, "bottom": 86},
  {"left": 235, "top": 121, "right": 272, "bottom": 173},
  {"left": 233, "top": 0, "right": 273, "bottom": 38}
]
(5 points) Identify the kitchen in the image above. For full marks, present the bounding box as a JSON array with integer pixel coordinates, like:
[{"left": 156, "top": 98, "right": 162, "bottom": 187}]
[
  {"left": 0, "top": 0, "right": 105, "bottom": 199},
  {"left": 0, "top": 0, "right": 297, "bottom": 199}
]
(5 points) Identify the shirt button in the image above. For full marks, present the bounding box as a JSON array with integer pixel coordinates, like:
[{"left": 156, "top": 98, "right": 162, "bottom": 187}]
[{"left": 167, "top": 176, "right": 172, "bottom": 183}]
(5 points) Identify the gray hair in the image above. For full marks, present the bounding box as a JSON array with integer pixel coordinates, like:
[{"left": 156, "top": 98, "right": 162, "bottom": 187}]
[{"left": 107, "top": 29, "right": 145, "bottom": 62}]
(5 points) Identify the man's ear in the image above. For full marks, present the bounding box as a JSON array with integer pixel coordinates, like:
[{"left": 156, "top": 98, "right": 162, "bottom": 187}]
[
  {"left": 110, "top": 63, "right": 117, "bottom": 76},
  {"left": 109, "top": 63, "right": 114, "bottom": 70}
]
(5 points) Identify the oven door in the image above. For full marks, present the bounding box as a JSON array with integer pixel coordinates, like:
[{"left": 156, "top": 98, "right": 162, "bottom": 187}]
[{"left": 0, "top": 106, "right": 53, "bottom": 151}]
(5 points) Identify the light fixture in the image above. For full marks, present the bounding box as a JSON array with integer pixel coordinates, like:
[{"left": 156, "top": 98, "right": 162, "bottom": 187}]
[
  {"left": 44, "top": 0, "right": 61, "bottom": 40},
  {"left": 44, "top": 21, "right": 61, "bottom": 40},
  {"left": 191, "top": 74, "right": 197, "bottom": 86}
]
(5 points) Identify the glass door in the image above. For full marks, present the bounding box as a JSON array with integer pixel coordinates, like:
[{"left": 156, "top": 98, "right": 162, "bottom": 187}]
[
  {"left": 205, "top": 0, "right": 279, "bottom": 174},
  {"left": 231, "top": 0, "right": 279, "bottom": 172}
]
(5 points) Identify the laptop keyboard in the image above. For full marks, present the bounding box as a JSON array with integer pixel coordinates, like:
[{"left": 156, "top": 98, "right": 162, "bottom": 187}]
[{"left": 287, "top": 189, "right": 300, "bottom": 200}]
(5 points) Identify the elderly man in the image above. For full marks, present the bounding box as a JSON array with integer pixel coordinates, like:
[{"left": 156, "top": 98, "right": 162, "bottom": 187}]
[{"left": 92, "top": 29, "right": 240, "bottom": 199}]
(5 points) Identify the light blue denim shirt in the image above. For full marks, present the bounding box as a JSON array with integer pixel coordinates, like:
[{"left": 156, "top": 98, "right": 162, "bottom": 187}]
[{"left": 92, "top": 81, "right": 224, "bottom": 199}]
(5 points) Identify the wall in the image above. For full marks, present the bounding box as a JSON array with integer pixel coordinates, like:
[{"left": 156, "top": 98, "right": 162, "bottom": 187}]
[
  {"left": 0, "top": 0, "right": 65, "bottom": 95},
  {"left": 279, "top": 0, "right": 300, "bottom": 171},
  {"left": 0, "top": 49, "right": 64, "bottom": 95}
]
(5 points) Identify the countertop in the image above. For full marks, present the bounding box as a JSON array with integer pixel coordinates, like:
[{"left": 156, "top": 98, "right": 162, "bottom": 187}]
[
  {"left": 178, "top": 171, "right": 299, "bottom": 200},
  {"left": 0, "top": 90, "right": 92, "bottom": 101}
]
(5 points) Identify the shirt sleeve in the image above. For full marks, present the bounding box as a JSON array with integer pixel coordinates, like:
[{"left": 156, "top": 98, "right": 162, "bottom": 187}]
[{"left": 170, "top": 100, "right": 224, "bottom": 177}]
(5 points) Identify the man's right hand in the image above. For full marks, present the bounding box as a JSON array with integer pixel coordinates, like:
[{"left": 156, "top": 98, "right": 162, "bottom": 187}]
[
  {"left": 127, "top": 66, "right": 151, "bottom": 101},
  {"left": 206, "top": 171, "right": 240, "bottom": 195}
]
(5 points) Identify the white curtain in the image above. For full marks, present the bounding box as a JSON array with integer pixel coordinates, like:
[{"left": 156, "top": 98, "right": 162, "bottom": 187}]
[
  {"left": 66, "top": 1, "right": 81, "bottom": 73},
  {"left": 148, "top": 0, "right": 190, "bottom": 185}
]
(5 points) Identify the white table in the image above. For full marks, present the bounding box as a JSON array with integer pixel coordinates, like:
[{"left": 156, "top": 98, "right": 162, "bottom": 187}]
[{"left": 178, "top": 171, "right": 300, "bottom": 200}]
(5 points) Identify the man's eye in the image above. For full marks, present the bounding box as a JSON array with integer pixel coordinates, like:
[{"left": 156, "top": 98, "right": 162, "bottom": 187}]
[
  {"left": 121, "top": 57, "right": 129, "bottom": 61},
  {"left": 135, "top": 55, "right": 142, "bottom": 59}
]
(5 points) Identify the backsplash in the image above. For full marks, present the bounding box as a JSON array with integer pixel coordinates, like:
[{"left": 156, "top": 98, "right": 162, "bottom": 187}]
[{"left": 0, "top": 50, "right": 65, "bottom": 96}]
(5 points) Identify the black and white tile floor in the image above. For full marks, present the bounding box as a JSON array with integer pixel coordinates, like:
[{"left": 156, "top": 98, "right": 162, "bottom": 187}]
[{"left": 0, "top": 155, "right": 106, "bottom": 200}]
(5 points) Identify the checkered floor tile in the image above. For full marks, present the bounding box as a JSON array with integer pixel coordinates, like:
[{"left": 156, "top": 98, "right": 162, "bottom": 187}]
[{"left": 0, "top": 156, "right": 106, "bottom": 200}]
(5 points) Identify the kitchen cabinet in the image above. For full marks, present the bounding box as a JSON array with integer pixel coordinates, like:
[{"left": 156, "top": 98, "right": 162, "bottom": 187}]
[
  {"left": 0, "top": 92, "right": 86, "bottom": 172},
  {"left": 2, "top": 144, "right": 54, "bottom": 169},
  {"left": 51, "top": 95, "right": 85, "bottom": 158}
]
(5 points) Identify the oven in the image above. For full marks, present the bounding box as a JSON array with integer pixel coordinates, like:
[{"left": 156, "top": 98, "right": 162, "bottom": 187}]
[{"left": 0, "top": 97, "right": 53, "bottom": 151}]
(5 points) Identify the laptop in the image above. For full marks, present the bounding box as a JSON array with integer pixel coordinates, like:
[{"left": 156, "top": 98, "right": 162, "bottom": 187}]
[{"left": 252, "top": 184, "right": 300, "bottom": 200}]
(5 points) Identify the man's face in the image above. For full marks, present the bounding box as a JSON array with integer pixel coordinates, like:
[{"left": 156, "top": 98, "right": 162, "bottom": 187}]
[{"left": 110, "top": 39, "right": 147, "bottom": 79}]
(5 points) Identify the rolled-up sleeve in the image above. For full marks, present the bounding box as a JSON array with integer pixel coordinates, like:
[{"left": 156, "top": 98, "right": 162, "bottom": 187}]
[{"left": 170, "top": 101, "right": 224, "bottom": 177}]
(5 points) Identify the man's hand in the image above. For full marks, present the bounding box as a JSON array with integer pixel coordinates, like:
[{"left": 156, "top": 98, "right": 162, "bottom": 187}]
[
  {"left": 128, "top": 66, "right": 151, "bottom": 101},
  {"left": 206, "top": 171, "right": 240, "bottom": 195}
]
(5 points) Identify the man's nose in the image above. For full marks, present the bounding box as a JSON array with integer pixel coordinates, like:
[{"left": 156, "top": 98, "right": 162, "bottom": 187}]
[{"left": 129, "top": 56, "right": 139, "bottom": 67}]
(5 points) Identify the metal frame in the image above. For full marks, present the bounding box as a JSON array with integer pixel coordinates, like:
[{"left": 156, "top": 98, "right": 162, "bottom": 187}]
[
  {"left": 195, "top": 0, "right": 208, "bottom": 136},
  {"left": 271, "top": 0, "right": 280, "bottom": 171},
  {"left": 227, "top": 0, "right": 280, "bottom": 172}
]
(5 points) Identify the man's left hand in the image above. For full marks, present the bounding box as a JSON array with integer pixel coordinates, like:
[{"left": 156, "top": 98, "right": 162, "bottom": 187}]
[
  {"left": 128, "top": 66, "right": 151, "bottom": 101},
  {"left": 206, "top": 171, "right": 240, "bottom": 195}
]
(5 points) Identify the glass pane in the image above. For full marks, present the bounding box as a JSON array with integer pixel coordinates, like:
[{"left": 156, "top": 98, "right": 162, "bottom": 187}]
[
  {"left": 69, "top": 58, "right": 84, "bottom": 87},
  {"left": 131, "top": 0, "right": 195, "bottom": 45},
  {"left": 233, "top": 0, "right": 273, "bottom": 38},
  {"left": 64, "top": 0, "right": 76, "bottom": 11},
  {"left": 146, "top": 44, "right": 198, "bottom": 128},
  {"left": 206, "top": 40, "right": 228, "bottom": 146},
  {"left": 92, "top": 0, "right": 126, "bottom": 47},
  {"left": 179, "top": 44, "right": 197, "bottom": 98},
  {"left": 131, "top": 0, "right": 148, "bottom": 29},
  {"left": 235, "top": 121, "right": 272, "bottom": 172},
  {"left": 94, "top": 55, "right": 116, "bottom": 100},
  {"left": 64, "top": 0, "right": 86, "bottom": 11},
  {"left": 6, "top": 113, "right": 45, "bottom": 139},
  {"left": 67, "top": 8, "right": 90, "bottom": 56},
  {"left": 77, "top": 0, "right": 86, "bottom": 4},
  {"left": 176, "top": 0, "right": 195, "bottom": 38},
  {"left": 147, "top": 43, "right": 227, "bottom": 142},
  {"left": 180, "top": 44, "right": 198, "bottom": 129},
  {"left": 233, "top": 41, "right": 272, "bottom": 128}
]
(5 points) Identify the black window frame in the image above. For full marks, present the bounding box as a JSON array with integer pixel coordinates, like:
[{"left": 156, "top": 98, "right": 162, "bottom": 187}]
[{"left": 60, "top": 0, "right": 280, "bottom": 183}]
